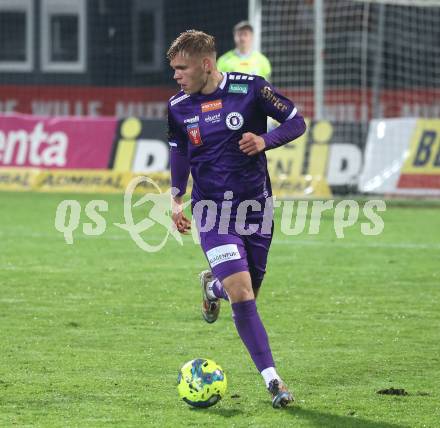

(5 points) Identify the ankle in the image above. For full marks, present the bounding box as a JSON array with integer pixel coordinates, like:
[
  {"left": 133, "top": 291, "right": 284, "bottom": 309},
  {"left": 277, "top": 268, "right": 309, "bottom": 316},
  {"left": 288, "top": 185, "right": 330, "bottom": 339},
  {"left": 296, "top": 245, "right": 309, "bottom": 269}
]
[{"left": 261, "top": 367, "right": 281, "bottom": 388}]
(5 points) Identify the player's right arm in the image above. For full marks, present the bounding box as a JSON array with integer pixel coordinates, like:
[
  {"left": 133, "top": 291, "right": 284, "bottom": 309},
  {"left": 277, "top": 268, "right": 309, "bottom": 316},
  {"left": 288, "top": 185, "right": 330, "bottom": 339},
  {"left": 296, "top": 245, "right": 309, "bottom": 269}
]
[{"left": 168, "top": 104, "right": 191, "bottom": 234}]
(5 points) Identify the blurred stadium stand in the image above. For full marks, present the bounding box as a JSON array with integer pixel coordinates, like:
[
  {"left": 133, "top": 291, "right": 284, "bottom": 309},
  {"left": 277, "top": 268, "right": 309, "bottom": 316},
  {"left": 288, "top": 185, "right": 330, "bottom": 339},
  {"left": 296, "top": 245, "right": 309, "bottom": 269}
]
[{"left": 0, "top": 0, "right": 439, "bottom": 196}]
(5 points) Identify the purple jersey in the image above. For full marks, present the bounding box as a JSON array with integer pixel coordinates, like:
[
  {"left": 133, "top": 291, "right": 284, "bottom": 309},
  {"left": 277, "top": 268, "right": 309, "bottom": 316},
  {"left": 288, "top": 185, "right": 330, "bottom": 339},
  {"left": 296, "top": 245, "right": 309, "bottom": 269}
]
[{"left": 168, "top": 72, "right": 305, "bottom": 205}]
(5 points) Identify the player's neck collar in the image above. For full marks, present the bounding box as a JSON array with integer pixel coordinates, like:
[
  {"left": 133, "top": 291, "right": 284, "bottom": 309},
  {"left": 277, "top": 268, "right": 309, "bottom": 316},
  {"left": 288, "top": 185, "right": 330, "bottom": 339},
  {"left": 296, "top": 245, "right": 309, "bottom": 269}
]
[
  {"left": 194, "top": 72, "right": 227, "bottom": 98},
  {"left": 218, "top": 72, "right": 227, "bottom": 90}
]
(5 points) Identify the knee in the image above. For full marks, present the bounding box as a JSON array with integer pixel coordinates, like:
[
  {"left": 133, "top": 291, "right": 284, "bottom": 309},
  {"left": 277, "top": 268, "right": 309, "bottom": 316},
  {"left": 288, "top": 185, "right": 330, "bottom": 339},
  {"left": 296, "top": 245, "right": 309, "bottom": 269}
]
[
  {"left": 222, "top": 271, "right": 254, "bottom": 303},
  {"left": 229, "top": 287, "right": 254, "bottom": 303}
]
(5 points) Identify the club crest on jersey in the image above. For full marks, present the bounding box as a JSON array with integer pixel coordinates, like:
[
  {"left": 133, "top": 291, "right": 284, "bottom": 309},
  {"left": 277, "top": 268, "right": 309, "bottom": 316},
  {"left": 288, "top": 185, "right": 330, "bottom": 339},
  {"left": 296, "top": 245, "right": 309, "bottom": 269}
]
[
  {"left": 201, "top": 99, "right": 222, "bottom": 113},
  {"left": 186, "top": 123, "right": 203, "bottom": 146},
  {"left": 225, "top": 112, "right": 244, "bottom": 130}
]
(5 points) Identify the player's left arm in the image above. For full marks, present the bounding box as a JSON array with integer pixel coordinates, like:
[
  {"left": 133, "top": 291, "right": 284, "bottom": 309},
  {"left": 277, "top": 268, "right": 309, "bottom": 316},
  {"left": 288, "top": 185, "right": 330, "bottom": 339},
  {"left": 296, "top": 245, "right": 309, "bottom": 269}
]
[{"left": 238, "top": 78, "right": 306, "bottom": 156}]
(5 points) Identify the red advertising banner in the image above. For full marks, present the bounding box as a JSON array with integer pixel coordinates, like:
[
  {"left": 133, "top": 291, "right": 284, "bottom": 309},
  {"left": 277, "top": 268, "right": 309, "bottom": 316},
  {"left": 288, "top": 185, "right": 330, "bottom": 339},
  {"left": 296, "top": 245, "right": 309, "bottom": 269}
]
[
  {"left": 282, "top": 88, "right": 440, "bottom": 121},
  {"left": 0, "top": 114, "right": 117, "bottom": 169},
  {"left": 0, "top": 86, "right": 175, "bottom": 118},
  {"left": 1, "top": 85, "right": 439, "bottom": 121}
]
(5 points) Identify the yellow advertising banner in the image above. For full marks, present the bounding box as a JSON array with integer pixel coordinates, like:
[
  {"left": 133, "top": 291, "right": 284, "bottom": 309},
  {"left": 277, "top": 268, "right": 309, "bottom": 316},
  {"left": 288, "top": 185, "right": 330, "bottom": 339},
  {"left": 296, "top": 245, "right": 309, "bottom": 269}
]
[
  {"left": 122, "top": 171, "right": 175, "bottom": 194},
  {"left": 270, "top": 175, "right": 332, "bottom": 199},
  {"left": 0, "top": 167, "right": 331, "bottom": 198},
  {"left": 0, "top": 168, "right": 174, "bottom": 194},
  {"left": 35, "top": 170, "right": 127, "bottom": 193},
  {"left": 0, "top": 168, "right": 331, "bottom": 198},
  {"left": 401, "top": 119, "right": 440, "bottom": 175},
  {"left": 266, "top": 119, "right": 332, "bottom": 198},
  {"left": 398, "top": 119, "right": 440, "bottom": 189},
  {"left": 0, "top": 168, "right": 40, "bottom": 192}
]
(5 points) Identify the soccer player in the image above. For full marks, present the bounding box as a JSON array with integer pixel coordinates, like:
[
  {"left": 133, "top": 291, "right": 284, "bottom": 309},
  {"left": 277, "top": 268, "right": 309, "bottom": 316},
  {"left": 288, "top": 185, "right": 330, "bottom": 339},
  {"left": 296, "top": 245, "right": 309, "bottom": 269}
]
[
  {"left": 167, "top": 30, "right": 306, "bottom": 408},
  {"left": 217, "top": 21, "right": 272, "bottom": 81}
]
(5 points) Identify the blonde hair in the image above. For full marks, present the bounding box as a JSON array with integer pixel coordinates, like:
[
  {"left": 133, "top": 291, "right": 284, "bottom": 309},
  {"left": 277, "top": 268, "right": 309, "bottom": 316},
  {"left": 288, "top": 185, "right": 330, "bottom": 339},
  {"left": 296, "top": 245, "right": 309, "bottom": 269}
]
[{"left": 167, "top": 30, "right": 216, "bottom": 60}]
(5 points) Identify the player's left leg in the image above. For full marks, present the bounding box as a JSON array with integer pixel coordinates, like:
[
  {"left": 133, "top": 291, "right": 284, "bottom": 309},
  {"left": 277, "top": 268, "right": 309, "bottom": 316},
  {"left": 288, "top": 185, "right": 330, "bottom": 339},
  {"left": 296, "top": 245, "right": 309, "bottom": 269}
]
[
  {"left": 222, "top": 271, "right": 294, "bottom": 408},
  {"left": 198, "top": 224, "right": 294, "bottom": 407},
  {"left": 239, "top": 224, "right": 294, "bottom": 407}
]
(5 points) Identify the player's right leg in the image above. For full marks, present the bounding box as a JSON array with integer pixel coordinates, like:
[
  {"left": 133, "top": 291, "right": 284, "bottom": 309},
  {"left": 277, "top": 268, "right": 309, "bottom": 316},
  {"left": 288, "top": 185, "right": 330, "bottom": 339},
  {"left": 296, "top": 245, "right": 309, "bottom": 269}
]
[{"left": 198, "top": 231, "right": 248, "bottom": 323}]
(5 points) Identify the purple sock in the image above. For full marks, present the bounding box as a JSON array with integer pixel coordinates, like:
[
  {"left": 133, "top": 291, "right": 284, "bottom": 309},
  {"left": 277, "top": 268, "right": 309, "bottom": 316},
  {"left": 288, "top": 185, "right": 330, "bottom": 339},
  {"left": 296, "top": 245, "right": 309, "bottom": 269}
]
[
  {"left": 231, "top": 299, "right": 275, "bottom": 372},
  {"left": 211, "top": 279, "right": 229, "bottom": 301}
]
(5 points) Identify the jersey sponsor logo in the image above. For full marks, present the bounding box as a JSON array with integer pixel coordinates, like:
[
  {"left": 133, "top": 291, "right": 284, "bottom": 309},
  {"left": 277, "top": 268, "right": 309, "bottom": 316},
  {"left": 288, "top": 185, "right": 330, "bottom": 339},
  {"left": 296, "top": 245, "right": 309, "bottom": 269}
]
[
  {"left": 186, "top": 123, "right": 203, "bottom": 146},
  {"left": 206, "top": 244, "right": 241, "bottom": 268},
  {"left": 260, "top": 86, "right": 288, "bottom": 112},
  {"left": 228, "top": 83, "right": 248, "bottom": 94},
  {"left": 225, "top": 112, "right": 244, "bottom": 130},
  {"left": 170, "top": 93, "right": 190, "bottom": 106},
  {"left": 204, "top": 112, "right": 221, "bottom": 124},
  {"left": 201, "top": 99, "right": 222, "bottom": 113},
  {"left": 183, "top": 115, "right": 199, "bottom": 124}
]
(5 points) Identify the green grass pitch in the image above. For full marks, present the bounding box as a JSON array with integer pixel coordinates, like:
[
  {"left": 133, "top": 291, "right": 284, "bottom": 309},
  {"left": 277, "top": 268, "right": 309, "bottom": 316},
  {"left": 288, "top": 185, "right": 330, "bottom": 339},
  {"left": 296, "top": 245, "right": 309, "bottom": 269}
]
[{"left": 1, "top": 191, "right": 439, "bottom": 427}]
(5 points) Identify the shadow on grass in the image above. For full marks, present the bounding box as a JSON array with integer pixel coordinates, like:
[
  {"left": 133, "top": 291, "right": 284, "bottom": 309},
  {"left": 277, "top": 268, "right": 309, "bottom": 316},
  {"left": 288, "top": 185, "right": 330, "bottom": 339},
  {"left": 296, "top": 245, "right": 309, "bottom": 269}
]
[
  {"left": 286, "top": 407, "right": 409, "bottom": 428},
  {"left": 189, "top": 407, "right": 244, "bottom": 417}
]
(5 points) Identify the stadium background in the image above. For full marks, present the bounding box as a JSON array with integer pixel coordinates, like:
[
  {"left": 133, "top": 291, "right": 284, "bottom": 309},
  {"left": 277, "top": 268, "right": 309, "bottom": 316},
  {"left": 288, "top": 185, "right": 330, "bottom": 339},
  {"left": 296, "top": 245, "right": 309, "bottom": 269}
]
[
  {"left": 1, "top": 0, "right": 439, "bottom": 196},
  {"left": 1, "top": 2, "right": 440, "bottom": 427}
]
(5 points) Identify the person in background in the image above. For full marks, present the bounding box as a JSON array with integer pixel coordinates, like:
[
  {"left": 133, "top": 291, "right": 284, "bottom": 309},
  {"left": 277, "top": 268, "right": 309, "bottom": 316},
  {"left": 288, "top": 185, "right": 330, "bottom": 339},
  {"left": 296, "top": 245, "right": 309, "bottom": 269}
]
[{"left": 217, "top": 21, "right": 272, "bottom": 81}]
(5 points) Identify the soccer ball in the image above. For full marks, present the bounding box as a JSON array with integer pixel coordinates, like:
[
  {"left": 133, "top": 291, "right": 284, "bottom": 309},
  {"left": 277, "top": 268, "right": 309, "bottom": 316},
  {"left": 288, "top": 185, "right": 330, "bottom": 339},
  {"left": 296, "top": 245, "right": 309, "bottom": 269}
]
[{"left": 177, "top": 358, "right": 227, "bottom": 408}]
